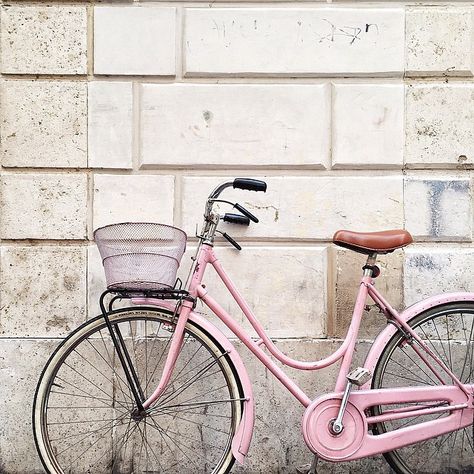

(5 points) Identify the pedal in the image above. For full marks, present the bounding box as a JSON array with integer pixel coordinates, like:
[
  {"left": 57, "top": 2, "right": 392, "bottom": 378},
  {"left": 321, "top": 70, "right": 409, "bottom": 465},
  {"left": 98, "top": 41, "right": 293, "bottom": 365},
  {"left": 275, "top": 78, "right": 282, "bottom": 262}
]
[{"left": 346, "top": 367, "right": 371, "bottom": 386}]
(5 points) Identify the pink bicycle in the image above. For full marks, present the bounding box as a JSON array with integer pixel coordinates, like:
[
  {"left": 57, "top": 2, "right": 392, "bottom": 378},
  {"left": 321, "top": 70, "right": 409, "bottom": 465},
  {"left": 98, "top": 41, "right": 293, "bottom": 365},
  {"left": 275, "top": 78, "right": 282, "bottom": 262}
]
[{"left": 33, "top": 178, "right": 474, "bottom": 473}]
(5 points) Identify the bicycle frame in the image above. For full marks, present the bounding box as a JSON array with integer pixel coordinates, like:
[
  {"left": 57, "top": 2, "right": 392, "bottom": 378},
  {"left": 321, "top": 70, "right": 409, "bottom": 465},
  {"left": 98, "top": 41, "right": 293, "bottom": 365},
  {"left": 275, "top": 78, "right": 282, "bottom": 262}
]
[{"left": 131, "top": 242, "right": 473, "bottom": 462}]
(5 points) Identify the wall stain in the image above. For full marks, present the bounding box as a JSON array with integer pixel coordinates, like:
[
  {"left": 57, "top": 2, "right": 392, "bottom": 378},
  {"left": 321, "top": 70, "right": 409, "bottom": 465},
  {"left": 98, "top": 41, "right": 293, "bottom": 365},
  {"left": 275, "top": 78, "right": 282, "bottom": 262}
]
[
  {"left": 422, "top": 180, "right": 469, "bottom": 237},
  {"left": 245, "top": 202, "right": 279, "bottom": 221},
  {"left": 202, "top": 110, "right": 213, "bottom": 126},
  {"left": 407, "top": 254, "right": 442, "bottom": 271}
]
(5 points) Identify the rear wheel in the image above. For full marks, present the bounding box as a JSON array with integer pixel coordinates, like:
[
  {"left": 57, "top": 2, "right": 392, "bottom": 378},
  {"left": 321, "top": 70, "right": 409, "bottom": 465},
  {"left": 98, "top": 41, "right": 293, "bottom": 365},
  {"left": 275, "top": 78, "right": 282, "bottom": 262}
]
[
  {"left": 33, "top": 307, "right": 244, "bottom": 473},
  {"left": 372, "top": 303, "right": 474, "bottom": 474}
]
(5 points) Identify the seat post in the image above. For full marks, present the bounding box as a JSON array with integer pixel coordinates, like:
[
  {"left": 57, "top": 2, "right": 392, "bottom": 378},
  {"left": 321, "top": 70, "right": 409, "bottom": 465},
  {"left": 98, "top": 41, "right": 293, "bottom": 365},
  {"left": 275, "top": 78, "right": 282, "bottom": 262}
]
[{"left": 363, "top": 253, "right": 378, "bottom": 277}]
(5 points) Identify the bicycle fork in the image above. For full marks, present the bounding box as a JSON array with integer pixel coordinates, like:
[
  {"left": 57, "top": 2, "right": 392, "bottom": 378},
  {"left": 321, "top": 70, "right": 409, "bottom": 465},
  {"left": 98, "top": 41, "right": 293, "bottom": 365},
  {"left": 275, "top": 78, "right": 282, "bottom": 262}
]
[
  {"left": 100, "top": 291, "right": 145, "bottom": 412},
  {"left": 99, "top": 291, "right": 194, "bottom": 413}
]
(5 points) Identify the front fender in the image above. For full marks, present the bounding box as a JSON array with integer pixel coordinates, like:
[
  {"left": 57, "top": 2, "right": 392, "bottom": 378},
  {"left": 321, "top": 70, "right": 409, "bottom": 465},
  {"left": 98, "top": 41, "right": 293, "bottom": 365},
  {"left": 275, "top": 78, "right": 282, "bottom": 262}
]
[
  {"left": 361, "top": 292, "right": 474, "bottom": 389},
  {"left": 131, "top": 298, "right": 254, "bottom": 465}
]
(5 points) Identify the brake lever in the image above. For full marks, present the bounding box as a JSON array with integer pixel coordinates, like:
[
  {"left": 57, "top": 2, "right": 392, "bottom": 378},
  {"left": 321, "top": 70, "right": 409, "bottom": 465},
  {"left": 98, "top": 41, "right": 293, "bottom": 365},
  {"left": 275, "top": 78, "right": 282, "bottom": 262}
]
[
  {"left": 207, "top": 199, "right": 259, "bottom": 224},
  {"left": 217, "top": 230, "right": 242, "bottom": 251},
  {"left": 234, "top": 203, "right": 259, "bottom": 223}
]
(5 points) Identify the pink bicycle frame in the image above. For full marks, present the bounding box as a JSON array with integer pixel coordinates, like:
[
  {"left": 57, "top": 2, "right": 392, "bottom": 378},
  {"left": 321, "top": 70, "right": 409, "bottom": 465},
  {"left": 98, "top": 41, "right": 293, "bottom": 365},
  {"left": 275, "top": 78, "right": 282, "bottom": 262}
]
[{"left": 134, "top": 243, "right": 474, "bottom": 463}]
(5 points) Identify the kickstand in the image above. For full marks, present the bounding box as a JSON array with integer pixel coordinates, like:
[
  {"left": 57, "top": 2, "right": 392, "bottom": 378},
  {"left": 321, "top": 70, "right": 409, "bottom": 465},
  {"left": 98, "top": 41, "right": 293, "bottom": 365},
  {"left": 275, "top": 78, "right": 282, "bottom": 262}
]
[{"left": 296, "top": 455, "right": 319, "bottom": 474}]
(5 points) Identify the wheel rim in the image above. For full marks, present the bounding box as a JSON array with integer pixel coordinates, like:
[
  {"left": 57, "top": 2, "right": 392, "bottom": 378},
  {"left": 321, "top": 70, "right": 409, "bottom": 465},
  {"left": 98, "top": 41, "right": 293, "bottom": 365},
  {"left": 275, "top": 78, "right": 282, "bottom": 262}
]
[
  {"left": 372, "top": 304, "right": 474, "bottom": 474},
  {"left": 34, "top": 309, "right": 242, "bottom": 474}
]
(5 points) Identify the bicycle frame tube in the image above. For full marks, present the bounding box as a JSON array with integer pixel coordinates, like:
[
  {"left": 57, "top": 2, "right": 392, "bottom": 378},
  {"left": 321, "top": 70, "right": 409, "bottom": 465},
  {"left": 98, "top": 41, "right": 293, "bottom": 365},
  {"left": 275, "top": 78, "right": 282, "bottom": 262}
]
[{"left": 143, "top": 244, "right": 372, "bottom": 408}]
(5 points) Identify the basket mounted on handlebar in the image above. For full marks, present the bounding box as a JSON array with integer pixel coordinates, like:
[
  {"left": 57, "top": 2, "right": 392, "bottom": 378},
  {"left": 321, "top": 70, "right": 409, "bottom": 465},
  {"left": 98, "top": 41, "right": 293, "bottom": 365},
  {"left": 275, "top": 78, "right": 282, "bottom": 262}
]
[{"left": 94, "top": 222, "right": 187, "bottom": 297}]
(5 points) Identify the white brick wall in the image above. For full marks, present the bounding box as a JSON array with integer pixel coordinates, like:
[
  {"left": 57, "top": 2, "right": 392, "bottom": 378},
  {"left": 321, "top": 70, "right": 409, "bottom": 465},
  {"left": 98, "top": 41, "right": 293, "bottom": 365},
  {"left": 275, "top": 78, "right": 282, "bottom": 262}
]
[
  {"left": 406, "top": 8, "right": 474, "bottom": 76},
  {"left": 184, "top": 8, "right": 405, "bottom": 76},
  {"left": 94, "top": 6, "right": 176, "bottom": 75},
  {"left": 0, "top": 173, "right": 88, "bottom": 239},
  {"left": 332, "top": 84, "right": 404, "bottom": 168},
  {"left": 1, "top": 80, "right": 88, "bottom": 168},
  {"left": 1, "top": 6, "right": 87, "bottom": 74},
  {"left": 1, "top": 2, "right": 473, "bottom": 472},
  {"left": 92, "top": 174, "right": 175, "bottom": 229},
  {"left": 140, "top": 83, "right": 331, "bottom": 168},
  {"left": 88, "top": 82, "right": 133, "bottom": 169},
  {"left": 405, "top": 83, "right": 474, "bottom": 167}
]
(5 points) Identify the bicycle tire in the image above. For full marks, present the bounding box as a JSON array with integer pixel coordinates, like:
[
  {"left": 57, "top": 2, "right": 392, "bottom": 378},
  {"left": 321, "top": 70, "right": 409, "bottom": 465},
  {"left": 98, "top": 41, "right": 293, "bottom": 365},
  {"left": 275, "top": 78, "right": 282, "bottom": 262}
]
[
  {"left": 33, "top": 306, "right": 244, "bottom": 474},
  {"left": 371, "top": 302, "right": 474, "bottom": 474}
]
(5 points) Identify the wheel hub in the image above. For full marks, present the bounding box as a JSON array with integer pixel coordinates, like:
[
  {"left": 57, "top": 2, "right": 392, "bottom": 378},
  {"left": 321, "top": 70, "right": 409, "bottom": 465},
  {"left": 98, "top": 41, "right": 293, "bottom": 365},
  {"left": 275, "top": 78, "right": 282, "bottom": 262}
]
[{"left": 131, "top": 408, "right": 148, "bottom": 421}]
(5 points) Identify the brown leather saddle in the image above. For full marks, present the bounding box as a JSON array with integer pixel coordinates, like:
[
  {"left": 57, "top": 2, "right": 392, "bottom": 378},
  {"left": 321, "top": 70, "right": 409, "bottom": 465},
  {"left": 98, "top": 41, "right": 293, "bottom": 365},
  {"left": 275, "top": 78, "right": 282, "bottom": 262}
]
[{"left": 333, "top": 229, "right": 413, "bottom": 255}]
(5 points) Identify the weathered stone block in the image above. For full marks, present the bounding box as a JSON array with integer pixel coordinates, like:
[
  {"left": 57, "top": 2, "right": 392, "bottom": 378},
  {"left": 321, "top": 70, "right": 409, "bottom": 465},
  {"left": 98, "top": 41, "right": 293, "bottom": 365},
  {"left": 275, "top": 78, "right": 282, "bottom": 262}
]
[
  {"left": 184, "top": 8, "right": 404, "bottom": 76},
  {"left": 140, "top": 84, "right": 330, "bottom": 168},
  {"left": 1, "top": 80, "right": 87, "bottom": 168},
  {"left": 406, "top": 8, "right": 474, "bottom": 76},
  {"left": 332, "top": 84, "right": 404, "bottom": 168},
  {"left": 0, "top": 5, "right": 87, "bottom": 74},
  {"left": 0, "top": 173, "right": 88, "bottom": 239},
  {"left": 404, "top": 177, "right": 472, "bottom": 240},
  {"left": 92, "top": 174, "right": 175, "bottom": 230},
  {"left": 181, "top": 176, "right": 403, "bottom": 239},
  {"left": 94, "top": 6, "right": 176, "bottom": 75},
  {"left": 88, "top": 82, "right": 133, "bottom": 169},
  {"left": 0, "top": 339, "right": 59, "bottom": 473},
  {"left": 333, "top": 248, "right": 403, "bottom": 339},
  {"left": 405, "top": 84, "right": 474, "bottom": 167},
  {"left": 404, "top": 247, "right": 474, "bottom": 306},
  {"left": 0, "top": 246, "right": 86, "bottom": 337}
]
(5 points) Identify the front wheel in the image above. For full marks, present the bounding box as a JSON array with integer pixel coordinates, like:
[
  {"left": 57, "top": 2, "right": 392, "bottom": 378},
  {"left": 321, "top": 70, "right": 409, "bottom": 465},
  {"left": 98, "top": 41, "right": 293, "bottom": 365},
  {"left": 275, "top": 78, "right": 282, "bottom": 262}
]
[
  {"left": 371, "top": 302, "right": 474, "bottom": 474},
  {"left": 33, "top": 307, "right": 244, "bottom": 474}
]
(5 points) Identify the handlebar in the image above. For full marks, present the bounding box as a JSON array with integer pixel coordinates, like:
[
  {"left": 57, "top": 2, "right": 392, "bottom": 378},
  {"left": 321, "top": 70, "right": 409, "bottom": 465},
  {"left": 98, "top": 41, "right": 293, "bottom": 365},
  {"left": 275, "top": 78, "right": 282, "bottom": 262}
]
[
  {"left": 209, "top": 178, "right": 267, "bottom": 199},
  {"left": 202, "top": 178, "right": 268, "bottom": 250},
  {"left": 233, "top": 178, "right": 267, "bottom": 193}
]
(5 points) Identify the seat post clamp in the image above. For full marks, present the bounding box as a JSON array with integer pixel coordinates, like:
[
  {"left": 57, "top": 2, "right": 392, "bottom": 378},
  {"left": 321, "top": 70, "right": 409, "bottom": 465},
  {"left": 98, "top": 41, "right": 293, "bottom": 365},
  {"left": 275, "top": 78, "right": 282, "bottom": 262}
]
[{"left": 362, "top": 264, "right": 380, "bottom": 278}]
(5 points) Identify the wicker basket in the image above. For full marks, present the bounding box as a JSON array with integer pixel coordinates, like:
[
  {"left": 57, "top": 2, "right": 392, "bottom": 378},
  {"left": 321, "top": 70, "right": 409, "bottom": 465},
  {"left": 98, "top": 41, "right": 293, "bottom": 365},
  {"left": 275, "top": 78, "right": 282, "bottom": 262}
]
[{"left": 94, "top": 223, "right": 187, "bottom": 291}]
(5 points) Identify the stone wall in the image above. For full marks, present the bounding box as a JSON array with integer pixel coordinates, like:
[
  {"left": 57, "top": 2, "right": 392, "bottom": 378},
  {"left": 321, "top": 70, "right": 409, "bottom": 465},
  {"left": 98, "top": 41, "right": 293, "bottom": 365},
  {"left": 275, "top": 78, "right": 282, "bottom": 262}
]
[{"left": 0, "top": 1, "right": 473, "bottom": 473}]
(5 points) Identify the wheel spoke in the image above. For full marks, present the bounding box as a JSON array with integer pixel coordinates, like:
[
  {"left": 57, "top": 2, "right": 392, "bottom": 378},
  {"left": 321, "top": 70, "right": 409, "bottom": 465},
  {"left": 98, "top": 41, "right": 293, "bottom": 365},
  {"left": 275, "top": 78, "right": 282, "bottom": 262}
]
[
  {"left": 459, "top": 313, "right": 474, "bottom": 382},
  {"left": 156, "top": 352, "right": 228, "bottom": 408},
  {"left": 145, "top": 416, "right": 216, "bottom": 470},
  {"left": 62, "top": 360, "right": 130, "bottom": 413},
  {"left": 398, "top": 347, "right": 438, "bottom": 385},
  {"left": 86, "top": 336, "right": 134, "bottom": 406}
]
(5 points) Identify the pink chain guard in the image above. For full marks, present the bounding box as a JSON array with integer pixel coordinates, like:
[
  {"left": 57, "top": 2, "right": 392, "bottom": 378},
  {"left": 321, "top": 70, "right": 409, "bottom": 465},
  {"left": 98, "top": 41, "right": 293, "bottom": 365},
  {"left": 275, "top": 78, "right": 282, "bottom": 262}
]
[{"left": 302, "top": 395, "right": 366, "bottom": 460}]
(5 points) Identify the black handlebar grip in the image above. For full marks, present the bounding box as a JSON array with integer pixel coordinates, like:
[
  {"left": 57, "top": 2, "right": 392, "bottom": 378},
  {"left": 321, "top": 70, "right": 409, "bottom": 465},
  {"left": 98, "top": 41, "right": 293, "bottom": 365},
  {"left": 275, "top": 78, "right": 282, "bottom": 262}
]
[
  {"left": 234, "top": 203, "right": 259, "bottom": 223},
  {"left": 233, "top": 178, "right": 267, "bottom": 193},
  {"left": 223, "top": 213, "right": 250, "bottom": 226},
  {"left": 222, "top": 232, "right": 242, "bottom": 251}
]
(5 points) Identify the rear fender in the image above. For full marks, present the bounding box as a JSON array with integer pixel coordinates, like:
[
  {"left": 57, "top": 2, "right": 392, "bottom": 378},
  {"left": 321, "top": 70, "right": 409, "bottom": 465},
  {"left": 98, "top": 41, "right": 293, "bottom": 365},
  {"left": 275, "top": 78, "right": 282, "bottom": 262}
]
[
  {"left": 131, "top": 299, "right": 254, "bottom": 465},
  {"left": 361, "top": 292, "right": 474, "bottom": 389}
]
